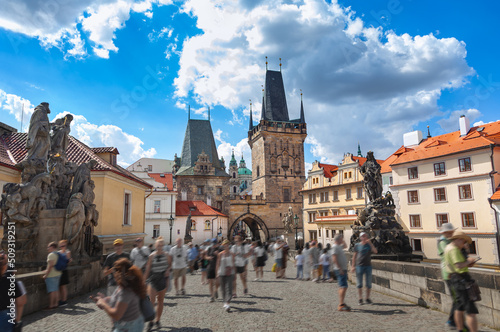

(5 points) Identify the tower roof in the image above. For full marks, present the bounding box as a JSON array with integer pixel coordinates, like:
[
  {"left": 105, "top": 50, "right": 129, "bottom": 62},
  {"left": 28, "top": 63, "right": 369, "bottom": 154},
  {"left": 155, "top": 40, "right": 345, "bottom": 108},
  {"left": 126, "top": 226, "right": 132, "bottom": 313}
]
[
  {"left": 177, "top": 119, "right": 225, "bottom": 175},
  {"left": 229, "top": 149, "right": 237, "bottom": 167},
  {"left": 262, "top": 70, "right": 289, "bottom": 122}
]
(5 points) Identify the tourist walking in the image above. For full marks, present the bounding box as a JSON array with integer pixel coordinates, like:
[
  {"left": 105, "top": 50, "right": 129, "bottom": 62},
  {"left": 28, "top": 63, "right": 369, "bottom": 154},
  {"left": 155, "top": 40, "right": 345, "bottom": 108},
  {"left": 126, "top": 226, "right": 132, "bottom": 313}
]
[
  {"left": 200, "top": 251, "right": 209, "bottom": 285},
  {"left": 295, "top": 249, "right": 304, "bottom": 280},
  {"left": 171, "top": 238, "right": 188, "bottom": 295},
  {"left": 94, "top": 258, "right": 145, "bottom": 332},
  {"left": 216, "top": 239, "right": 235, "bottom": 312},
  {"left": 43, "top": 242, "right": 62, "bottom": 309},
  {"left": 273, "top": 239, "right": 285, "bottom": 278},
  {"left": 58, "top": 240, "right": 72, "bottom": 306},
  {"left": 254, "top": 241, "right": 266, "bottom": 281},
  {"left": 351, "top": 232, "right": 377, "bottom": 305},
  {"left": 319, "top": 248, "right": 331, "bottom": 281},
  {"left": 207, "top": 239, "right": 220, "bottom": 302},
  {"left": 231, "top": 235, "right": 250, "bottom": 296},
  {"left": 130, "top": 238, "right": 150, "bottom": 273},
  {"left": 103, "top": 239, "right": 130, "bottom": 296},
  {"left": 280, "top": 241, "right": 289, "bottom": 278},
  {"left": 0, "top": 250, "right": 27, "bottom": 332},
  {"left": 444, "top": 231, "right": 480, "bottom": 332},
  {"left": 302, "top": 242, "right": 311, "bottom": 280},
  {"left": 187, "top": 243, "right": 198, "bottom": 275},
  {"left": 437, "top": 223, "right": 459, "bottom": 329},
  {"left": 143, "top": 237, "right": 171, "bottom": 331},
  {"left": 332, "top": 234, "right": 351, "bottom": 311},
  {"left": 310, "top": 241, "right": 320, "bottom": 282}
]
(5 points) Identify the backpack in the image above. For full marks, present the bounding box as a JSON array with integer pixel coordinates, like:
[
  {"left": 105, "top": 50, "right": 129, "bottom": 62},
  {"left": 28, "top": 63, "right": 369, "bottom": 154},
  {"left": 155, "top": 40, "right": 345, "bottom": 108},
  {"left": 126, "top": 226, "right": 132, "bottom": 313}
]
[
  {"left": 263, "top": 250, "right": 268, "bottom": 261},
  {"left": 55, "top": 252, "right": 69, "bottom": 271}
]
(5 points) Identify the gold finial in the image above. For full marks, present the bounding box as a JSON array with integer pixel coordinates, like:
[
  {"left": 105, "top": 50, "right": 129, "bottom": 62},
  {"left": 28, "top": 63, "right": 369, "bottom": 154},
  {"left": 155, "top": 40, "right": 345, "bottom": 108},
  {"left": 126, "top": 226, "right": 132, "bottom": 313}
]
[
  {"left": 265, "top": 56, "right": 268, "bottom": 70},
  {"left": 249, "top": 99, "right": 252, "bottom": 107},
  {"left": 279, "top": 58, "right": 282, "bottom": 72}
]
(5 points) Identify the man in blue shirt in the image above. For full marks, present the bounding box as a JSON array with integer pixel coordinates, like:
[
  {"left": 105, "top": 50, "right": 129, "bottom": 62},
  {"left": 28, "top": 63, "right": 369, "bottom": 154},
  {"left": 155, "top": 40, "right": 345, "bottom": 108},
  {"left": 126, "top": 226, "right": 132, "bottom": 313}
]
[{"left": 351, "top": 232, "right": 377, "bottom": 305}]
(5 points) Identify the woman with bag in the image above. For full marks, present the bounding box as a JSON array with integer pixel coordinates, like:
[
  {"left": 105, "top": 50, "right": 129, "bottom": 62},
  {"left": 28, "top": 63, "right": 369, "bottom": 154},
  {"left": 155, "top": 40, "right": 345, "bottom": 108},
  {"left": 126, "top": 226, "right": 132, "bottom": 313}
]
[
  {"left": 143, "top": 237, "right": 172, "bottom": 332},
  {"left": 216, "top": 239, "right": 235, "bottom": 312},
  {"left": 93, "top": 258, "right": 145, "bottom": 332}
]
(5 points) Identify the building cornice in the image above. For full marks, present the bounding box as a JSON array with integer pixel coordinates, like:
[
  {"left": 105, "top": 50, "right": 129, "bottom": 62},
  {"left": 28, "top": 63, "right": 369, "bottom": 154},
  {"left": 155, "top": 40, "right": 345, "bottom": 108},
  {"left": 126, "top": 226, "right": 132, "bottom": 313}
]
[{"left": 390, "top": 172, "right": 490, "bottom": 188}]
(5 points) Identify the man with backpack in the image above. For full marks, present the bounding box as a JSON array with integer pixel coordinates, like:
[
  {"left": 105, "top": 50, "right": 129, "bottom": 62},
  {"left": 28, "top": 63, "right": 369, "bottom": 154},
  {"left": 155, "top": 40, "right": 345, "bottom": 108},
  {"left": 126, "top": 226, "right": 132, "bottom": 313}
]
[
  {"left": 43, "top": 242, "right": 62, "bottom": 309},
  {"left": 130, "top": 238, "right": 150, "bottom": 273},
  {"left": 103, "top": 239, "right": 130, "bottom": 296}
]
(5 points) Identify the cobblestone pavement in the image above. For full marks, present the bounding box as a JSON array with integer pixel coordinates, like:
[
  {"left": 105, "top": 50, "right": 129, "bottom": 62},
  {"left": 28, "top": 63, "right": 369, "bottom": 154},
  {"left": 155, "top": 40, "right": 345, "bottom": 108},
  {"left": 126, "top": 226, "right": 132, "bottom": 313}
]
[{"left": 23, "top": 265, "right": 496, "bottom": 332}]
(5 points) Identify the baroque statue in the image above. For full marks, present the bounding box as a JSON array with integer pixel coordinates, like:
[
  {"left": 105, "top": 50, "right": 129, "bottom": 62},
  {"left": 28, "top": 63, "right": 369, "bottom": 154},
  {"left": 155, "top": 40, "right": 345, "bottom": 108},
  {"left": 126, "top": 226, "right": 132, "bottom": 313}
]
[
  {"left": 64, "top": 193, "right": 86, "bottom": 258},
  {"left": 50, "top": 114, "right": 73, "bottom": 160},
  {"left": 25, "top": 102, "right": 51, "bottom": 163},
  {"left": 359, "top": 151, "right": 383, "bottom": 202},
  {"left": 282, "top": 206, "right": 294, "bottom": 234},
  {"left": 185, "top": 212, "right": 192, "bottom": 239},
  {"left": 71, "top": 160, "right": 97, "bottom": 196}
]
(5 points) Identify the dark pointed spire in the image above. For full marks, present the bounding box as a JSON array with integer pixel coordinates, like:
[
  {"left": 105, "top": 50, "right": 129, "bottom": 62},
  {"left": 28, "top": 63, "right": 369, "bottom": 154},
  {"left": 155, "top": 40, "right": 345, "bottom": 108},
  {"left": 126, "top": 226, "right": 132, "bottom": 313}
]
[
  {"left": 208, "top": 106, "right": 210, "bottom": 121},
  {"left": 357, "top": 142, "right": 362, "bottom": 157},
  {"left": 300, "top": 90, "right": 305, "bottom": 123},
  {"left": 260, "top": 89, "right": 265, "bottom": 121},
  {"left": 188, "top": 105, "right": 190, "bottom": 119},
  {"left": 427, "top": 125, "right": 432, "bottom": 138},
  {"left": 279, "top": 57, "right": 282, "bottom": 72},
  {"left": 249, "top": 100, "right": 253, "bottom": 130}
]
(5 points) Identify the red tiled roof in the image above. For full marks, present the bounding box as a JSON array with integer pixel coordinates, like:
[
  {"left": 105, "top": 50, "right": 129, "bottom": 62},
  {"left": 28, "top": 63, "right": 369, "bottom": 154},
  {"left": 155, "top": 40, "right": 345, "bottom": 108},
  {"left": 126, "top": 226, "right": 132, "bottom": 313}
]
[
  {"left": 91, "top": 147, "right": 119, "bottom": 154},
  {"left": 176, "top": 200, "right": 227, "bottom": 217},
  {"left": 389, "top": 121, "right": 500, "bottom": 166},
  {"left": 491, "top": 188, "right": 500, "bottom": 201},
  {"left": 318, "top": 162, "right": 338, "bottom": 178},
  {"left": 380, "top": 154, "right": 398, "bottom": 174},
  {"left": 148, "top": 173, "right": 174, "bottom": 190},
  {"left": 0, "top": 132, "right": 151, "bottom": 188}
]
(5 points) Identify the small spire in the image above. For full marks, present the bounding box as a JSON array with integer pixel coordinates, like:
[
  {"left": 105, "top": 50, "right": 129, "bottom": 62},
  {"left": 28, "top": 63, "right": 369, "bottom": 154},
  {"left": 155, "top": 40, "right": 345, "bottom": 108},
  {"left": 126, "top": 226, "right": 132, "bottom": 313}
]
[
  {"left": 299, "top": 89, "right": 305, "bottom": 124},
  {"left": 208, "top": 106, "right": 210, "bottom": 121},
  {"left": 357, "top": 142, "right": 362, "bottom": 157},
  {"left": 188, "top": 105, "right": 190, "bottom": 119},
  {"left": 427, "top": 125, "right": 432, "bottom": 138},
  {"left": 265, "top": 56, "right": 268, "bottom": 71},
  {"left": 279, "top": 58, "right": 282, "bottom": 72}
]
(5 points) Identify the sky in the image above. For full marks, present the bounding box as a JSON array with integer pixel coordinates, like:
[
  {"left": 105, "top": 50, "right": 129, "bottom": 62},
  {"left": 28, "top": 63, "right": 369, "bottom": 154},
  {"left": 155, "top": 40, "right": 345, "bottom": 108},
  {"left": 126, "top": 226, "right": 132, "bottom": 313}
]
[{"left": 1, "top": 0, "right": 499, "bottom": 171}]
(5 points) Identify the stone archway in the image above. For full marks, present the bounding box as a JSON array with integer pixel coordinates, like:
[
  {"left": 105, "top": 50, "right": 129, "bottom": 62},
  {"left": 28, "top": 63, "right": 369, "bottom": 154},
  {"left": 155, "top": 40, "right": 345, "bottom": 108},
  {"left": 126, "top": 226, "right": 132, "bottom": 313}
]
[{"left": 229, "top": 213, "right": 269, "bottom": 241}]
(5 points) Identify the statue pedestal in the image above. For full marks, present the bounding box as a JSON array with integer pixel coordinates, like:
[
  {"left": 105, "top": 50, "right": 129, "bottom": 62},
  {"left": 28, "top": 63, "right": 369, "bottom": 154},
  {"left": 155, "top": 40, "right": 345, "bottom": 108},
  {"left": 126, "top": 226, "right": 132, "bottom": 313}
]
[
  {"left": 284, "top": 234, "right": 296, "bottom": 250},
  {"left": 36, "top": 209, "right": 65, "bottom": 261},
  {"left": 184, "top": 235, "right": 193, "bottom": 244}
]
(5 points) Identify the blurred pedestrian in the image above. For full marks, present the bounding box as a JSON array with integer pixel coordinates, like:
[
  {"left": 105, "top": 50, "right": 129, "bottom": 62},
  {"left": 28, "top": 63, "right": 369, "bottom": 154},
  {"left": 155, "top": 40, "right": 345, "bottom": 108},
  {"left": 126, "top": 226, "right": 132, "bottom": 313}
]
[
  {"left": 0, "top": 250, "right": 27, "bottom": 332},
  {"left": 216, "top": 239, "right": 235, "bottom": 312},
  {"left": 351, "top": 232, "right": 377, "bottom": 305},
  {"left": 43, "top": 242, "right": 61, "bottom": 309},
  {"left": 103, "top": 239, "right": 130, "bottom": 296},
  {"left": 332, "top": 234, "right": 350, "bottom": 311},
  {"left": 295, "top": 249, "right": 304, "bottom": 280},
  {"left": 231, "top": 236, "right": 251, "bottom": 296},
  {"left": 171, "top": 238, "right": 188, "bottom": 295},
  {"left": 58, "top": 240, "right": 72, "bottom": 306},
  {"left": 130, "top": 238, "right": 150, "bottom": 273}
]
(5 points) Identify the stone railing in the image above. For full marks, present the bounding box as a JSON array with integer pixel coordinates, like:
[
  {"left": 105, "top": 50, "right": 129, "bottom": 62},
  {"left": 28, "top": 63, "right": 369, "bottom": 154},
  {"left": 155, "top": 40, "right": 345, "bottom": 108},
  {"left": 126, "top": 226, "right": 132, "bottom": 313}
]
[
  {"left": 350, "top": 259, "right": 500, "bottom": 329},
  {"left": 18, "top": 259, "right": 104, "bottom": 316}
]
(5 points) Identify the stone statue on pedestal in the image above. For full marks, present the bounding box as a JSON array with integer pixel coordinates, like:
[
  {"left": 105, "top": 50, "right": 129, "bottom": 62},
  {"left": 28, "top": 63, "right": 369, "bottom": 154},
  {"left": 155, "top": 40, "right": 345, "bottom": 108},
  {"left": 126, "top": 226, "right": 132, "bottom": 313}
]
[
  {"left": 64, "top": 193, "right": 86, "bottom": 258},
  {"left": 50, "top": 114, "right": 73, "bottom": 160},
  {"left": 282, "top": 206, "right": 294, "bottom": 234},
  {"left": 71, "top": 160, "right": 97, "bottom": 196},
  {"left": 360, "top": 151, "right": 383, "bottom": 202},
  {"left": 25, "top": 102, "right": 51, "bottom": 163}
]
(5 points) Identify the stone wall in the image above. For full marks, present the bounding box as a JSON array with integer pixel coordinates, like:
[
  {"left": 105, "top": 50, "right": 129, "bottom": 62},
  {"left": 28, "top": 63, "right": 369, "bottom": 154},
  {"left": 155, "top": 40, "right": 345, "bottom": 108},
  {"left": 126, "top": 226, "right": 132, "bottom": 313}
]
[
  {"left": 350, "top": 258, "right": 500, "bottom": 329},
  {"left": 18, "top": 259, "right": 104, "bottom": 315}
]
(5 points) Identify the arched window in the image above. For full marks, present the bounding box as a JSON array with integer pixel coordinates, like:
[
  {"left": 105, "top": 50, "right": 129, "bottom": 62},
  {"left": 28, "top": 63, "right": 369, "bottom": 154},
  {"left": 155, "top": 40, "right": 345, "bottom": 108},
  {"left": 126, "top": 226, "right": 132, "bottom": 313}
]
[
  {"left": 233, "top": 186, "right": 237, "bottom": 193},
  {"left": 205, "top": 220, "right": 211, "bottom": 230},
  {"left": 191, "top": 220, "right": 196, "bottom": 230},
  {"left": 256, "top": 166, "right": 260, "bottom": 177},
  {"left": 233, "top": 172, "right": 236, "bottom": 178}
]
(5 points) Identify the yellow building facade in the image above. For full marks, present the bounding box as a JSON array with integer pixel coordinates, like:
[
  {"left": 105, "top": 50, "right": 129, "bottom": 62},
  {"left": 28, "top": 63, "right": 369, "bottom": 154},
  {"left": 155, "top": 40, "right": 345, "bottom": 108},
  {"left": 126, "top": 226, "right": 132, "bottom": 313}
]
[{"left": 301, "top": 153, "right": 378, "bottom": 245}]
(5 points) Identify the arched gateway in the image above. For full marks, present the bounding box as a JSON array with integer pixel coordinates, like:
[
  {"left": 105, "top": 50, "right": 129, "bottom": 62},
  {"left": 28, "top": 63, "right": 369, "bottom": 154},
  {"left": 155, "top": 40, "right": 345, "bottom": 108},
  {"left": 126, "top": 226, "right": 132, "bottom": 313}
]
[{"left": 229, "top": 213, "right": 269, "bottom": 241}]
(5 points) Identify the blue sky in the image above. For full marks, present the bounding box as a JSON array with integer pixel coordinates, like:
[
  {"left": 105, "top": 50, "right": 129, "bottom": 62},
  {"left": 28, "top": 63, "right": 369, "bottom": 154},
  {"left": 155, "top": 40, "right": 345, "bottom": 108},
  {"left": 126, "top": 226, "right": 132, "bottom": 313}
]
[{"left": 0, "top": 0, "right": 499, "bottom": 170}]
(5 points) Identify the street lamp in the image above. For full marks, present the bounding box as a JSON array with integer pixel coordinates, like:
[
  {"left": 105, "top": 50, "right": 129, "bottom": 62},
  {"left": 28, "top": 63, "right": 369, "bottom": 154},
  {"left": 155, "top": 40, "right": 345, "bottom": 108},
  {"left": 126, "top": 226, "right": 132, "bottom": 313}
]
[
  {"left": 168, "top": 215, "right": 175, "bottom": 245},
  {"left": 294, "top": 214, "right": 299, "bottom": 250},
  {"left": 218, "top": 226, "right": 223, "bottom": 240}
]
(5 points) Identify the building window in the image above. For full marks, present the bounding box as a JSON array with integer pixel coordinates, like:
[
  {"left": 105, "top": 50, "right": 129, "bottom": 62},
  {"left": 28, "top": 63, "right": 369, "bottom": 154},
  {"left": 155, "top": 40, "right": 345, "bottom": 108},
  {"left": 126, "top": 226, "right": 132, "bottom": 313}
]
[
  {"left": 390, "top": 176, "right": 393, "bottom": 185},
  {"left": 409, "top": 215, "right": 421, "bottom": 228},
  {"left": 154, "top": 200, "right": 161, "bottom": 213},
  {"left": 123, "top": 192, "right": 131, "bottom": 225},
  {"left": 339, "top": 230, "right": 344, "bottom": 235},
  {"left": 283, "top": 188, "right": 290, "bottom": 202},
  {"left": 197, "top": 186, "right": 204, "bottom": 195},
  {"left": 308, "top": 212, "right": 316, "bottom": 223},
  {"left": 205, "top": 220, "right": 211, "bottom": 230},
  {"left": 357, "top": 187, "right": 363, "bottom": 199},
  {"left": 411, "top": 238, "right": 422, "bottom": 251},
  {"left": 459, "top": 157, "right": 471, "bottom": 172},
  {"left": 216, "top": 187, "right": 222, "bottom": 195},
  {"left": 319, "top": 211, "right": 328, "bottom": 217},
  {"left": 408, "top": 167, "right": 418, "bottom": 179},
  {"left": 324, "top": 191, "right": 329, "bottom": 201},
  {"left": 318, "top": 228, "right": 321, "bottom": 237},
  {"left": 148, "top": 165, "right": 153, "bottom": 171},
  {"left": 434, "top": 162, "right": 446, "bottom": 176},
  {"left": 256, "top": 166, "right": 260, "bottom": 177},
  {"left": 333, "top": 191, "right": 338, "bottom": 201},
  {"left": 469, "top": 241, "right": 477, "bottom": 255},
  {"left": 436, "top": 214, "right": 448, "bottom": 228},
  {"left": 309, "top": 230, "right": 317, "bottom": 240},
  {"left": 325, "top": 229, "right": 329, "bottom": 238},
  {"left": 320, "top": 192, "right": 324, "bottom": 202},
  {"left": 407, "top": 190, "right": 419, "bottom": 204},
  {"left": 233, "top": 186, "right": 237, "bottom": 193},
  {"left": 216, "top": 201, "right": 223, "bottom": 210},
  {"left": 332, "top": 209, "right": 339, "bottom": 216},
  {"left": 346, "top": 188, "right": 351, "bottom": 199},
  {"left": 458, "top": 184, "right": 472, "bottom": 200},
  {"left": 461, "top": 212, "right": 475, "bottom": 228},
  {"left": 153, "top": 225, "right": 160, "bottom": 238},
  {"left": 191, "top": 220, "right": 197, "bottom": 230},
  {"left": 434, "top": 188, "right": 446, "bottom": 202},
  {"left": 233, "top": 172, "right": 236, "bottom": 178}
]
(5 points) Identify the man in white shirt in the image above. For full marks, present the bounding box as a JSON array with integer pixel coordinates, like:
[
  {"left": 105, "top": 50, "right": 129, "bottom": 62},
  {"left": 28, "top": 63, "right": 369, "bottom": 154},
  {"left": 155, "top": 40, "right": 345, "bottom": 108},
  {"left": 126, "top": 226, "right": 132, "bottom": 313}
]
[
  {"left": 130, "top": 238, "right": 150, "bottom": 272},
  {"left": 274, "top": 239, "right": 285, "bottom": 278},
  {"left": 231, "top": 236, "right": 251, "bottom": 296},
  {"left": 171, "top": 238, "right": 188, "bottom": 295}
]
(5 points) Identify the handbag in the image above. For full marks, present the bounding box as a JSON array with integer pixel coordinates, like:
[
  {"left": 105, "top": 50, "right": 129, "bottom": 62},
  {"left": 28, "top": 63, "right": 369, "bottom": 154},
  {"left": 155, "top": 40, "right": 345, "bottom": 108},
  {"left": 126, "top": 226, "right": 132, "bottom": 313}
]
[
  {"left": 271, "top": 262, "right": 277, "bottom": 272},
  {"left": 140, "top": 295, "right": 155, "bottom": 321},
  {"left": 466, "top": 279, "right": 481, "bottom": 302}
]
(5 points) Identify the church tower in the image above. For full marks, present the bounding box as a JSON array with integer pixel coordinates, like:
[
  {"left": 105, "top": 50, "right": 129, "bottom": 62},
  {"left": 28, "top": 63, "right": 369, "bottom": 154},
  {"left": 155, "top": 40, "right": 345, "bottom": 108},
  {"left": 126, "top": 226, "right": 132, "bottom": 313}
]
[{"left": 248, "top": 69, "right": 307, "bottom": 204}]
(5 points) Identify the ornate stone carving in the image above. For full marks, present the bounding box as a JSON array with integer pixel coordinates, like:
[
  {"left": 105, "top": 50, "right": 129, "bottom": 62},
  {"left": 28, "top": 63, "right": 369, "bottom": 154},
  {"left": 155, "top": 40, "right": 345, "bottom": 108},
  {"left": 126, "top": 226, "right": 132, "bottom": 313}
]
[
  {"left": 25, "top": 102, "right": 51, "bottom": 163},
  {"left": 71, "top": 160, "right": 97, "bottom": 196},
  {"left": 64, "top": 193, "right": 86, "bottom": 258},
  {"left": 50, "top": 114, "right": 73, "bottom": 160},
  {"left": 282, "top": 206, "right": 294, "bottom": 234}
]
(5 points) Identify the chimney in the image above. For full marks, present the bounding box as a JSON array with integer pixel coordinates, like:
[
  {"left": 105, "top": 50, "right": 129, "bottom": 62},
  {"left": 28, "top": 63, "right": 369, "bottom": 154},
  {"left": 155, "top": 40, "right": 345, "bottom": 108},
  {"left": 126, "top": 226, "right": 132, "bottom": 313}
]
[
  {"left": 403, "top": 130, "right": 423, "bottom": 147},
  {"left": 459, "top": 115, "right": 470, "bottom": 136}
]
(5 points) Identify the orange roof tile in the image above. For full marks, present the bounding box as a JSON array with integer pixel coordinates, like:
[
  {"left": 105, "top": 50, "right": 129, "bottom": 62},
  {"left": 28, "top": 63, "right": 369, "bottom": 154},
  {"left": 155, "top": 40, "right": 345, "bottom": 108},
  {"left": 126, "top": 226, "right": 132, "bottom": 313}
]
[
  {"left": 318, "top": 162, "right": 338, "bottom": 178},
  {"left": 491, "top": 189, "right": 500, "bottom": 201},
  {"left": 176, "top": 200, "right": 227, "bottom": 217},
  {"left": 148, "top": 173, "right": 174, "bottom": 190},
  {"left": 390, "top": 121, "right": 500, "bottom": 166},
  {"left": 380, "top": 154, "right": 398, "bottom": 174},
  {"left": 91, "top": 147, "right": 119, "bottom": 154}
]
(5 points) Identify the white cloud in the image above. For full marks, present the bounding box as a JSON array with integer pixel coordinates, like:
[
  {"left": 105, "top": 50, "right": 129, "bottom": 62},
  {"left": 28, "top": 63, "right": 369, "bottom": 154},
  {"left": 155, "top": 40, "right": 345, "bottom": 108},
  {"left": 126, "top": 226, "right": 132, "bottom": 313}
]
[
  {"left": 0, "top": 0, "right": 173, "bottom": 58},
  {"left": 214, "top": 129, "right": 251, "bottom": 170},
  {"left": 437, "top": 109, "right": 482, "bottom": 133},
  {"left": 0, "top": 89, "right": 34, "bottom": 129},
  {"left": 174, "top": 0, "right": 474, "bottom": 161}
]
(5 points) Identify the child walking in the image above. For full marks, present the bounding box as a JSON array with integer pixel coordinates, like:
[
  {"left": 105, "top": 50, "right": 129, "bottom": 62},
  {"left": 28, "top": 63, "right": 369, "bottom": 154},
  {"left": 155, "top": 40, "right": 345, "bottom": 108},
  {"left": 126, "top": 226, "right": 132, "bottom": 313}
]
[{"left": 295, "top": 249, "right": 304, "bottom": 280}]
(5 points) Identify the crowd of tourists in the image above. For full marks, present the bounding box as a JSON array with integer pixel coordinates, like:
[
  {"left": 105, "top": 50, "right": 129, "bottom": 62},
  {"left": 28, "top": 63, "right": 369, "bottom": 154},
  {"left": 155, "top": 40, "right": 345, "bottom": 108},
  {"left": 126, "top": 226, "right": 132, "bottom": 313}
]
[{"left": 0, "top": 224, "right": 481, "bottom": 332}]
